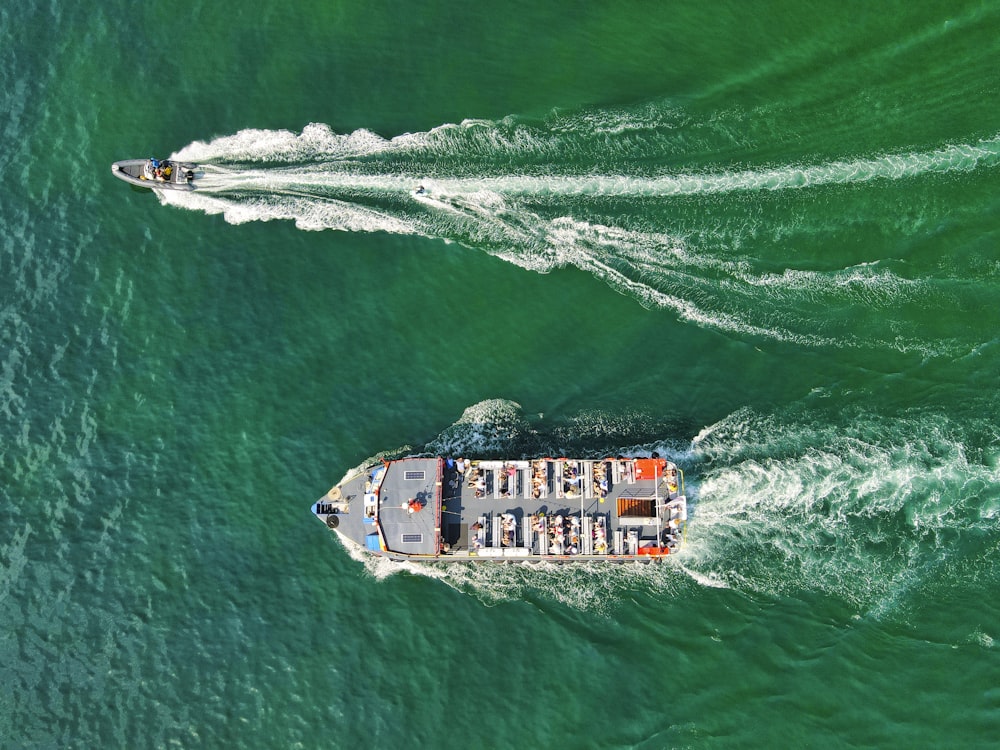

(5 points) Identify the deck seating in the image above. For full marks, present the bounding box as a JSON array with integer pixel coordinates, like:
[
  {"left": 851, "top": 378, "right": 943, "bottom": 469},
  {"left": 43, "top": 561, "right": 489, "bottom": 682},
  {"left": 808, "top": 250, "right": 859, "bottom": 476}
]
[
  {"left": 549, "top": 514, "right": 566, "bottom": 554},
  {"left": 593, "top": 515, "right": 608, "bottom": 554},
  {"left": 471, "top": 516, "right": 487, "bottom": 553},
  {"left": 502, "top": 461, "right": 528, "bottom": 500},
  {"left": 562, "top": 460, "right": 581, "bottom": 498},
  {"left": 499, "top": 513, "right": 518, "bottom": 547},
  {"left": 568, "top": 515, "right": 581, "bottom": 554},
  {"left": 593, "top": 461, "right": 609, "bottom": 499},
  {"left": 505, "top": 464, "right": 518, "bottom": 498},
  {"left": 491, "top": 515, "right": 502, "bottom": 547},
  {"left": 522, "top": 466, "right": 533, "bottom": 499},
  {"left": 467, "top": 467, "right": 486, "bottom": 498},
  {"left": 627, "top": 529, "right": 639, "bottom": 555},
  {"left": 611, "top": 459, "right": 635, "bottom": 484},
  {"left": 532, "top": 460, "right": 548, "bottom": 499}
]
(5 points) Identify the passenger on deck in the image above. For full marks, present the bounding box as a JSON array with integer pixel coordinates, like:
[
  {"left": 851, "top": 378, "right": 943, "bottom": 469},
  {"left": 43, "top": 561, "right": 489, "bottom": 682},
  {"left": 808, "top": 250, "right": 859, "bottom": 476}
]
[
  {"left": 501, "top": 513, "right": 517, "bottom": 546},
  {"left": 564, "top": 473, "right": 581, "bottom": 497}
]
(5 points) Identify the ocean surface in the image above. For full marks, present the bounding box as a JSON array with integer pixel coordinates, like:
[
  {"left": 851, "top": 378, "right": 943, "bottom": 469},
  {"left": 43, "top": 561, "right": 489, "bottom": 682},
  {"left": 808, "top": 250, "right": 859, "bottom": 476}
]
[{"left": 3, "top": 1, "right": 1000, "bottom": 747}]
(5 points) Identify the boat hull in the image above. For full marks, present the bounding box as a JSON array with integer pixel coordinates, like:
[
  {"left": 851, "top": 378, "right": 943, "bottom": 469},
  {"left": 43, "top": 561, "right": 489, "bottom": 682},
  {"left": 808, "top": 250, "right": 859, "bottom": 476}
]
[{"left": 111, "top": 159, "right": 200, "bottom": 190}]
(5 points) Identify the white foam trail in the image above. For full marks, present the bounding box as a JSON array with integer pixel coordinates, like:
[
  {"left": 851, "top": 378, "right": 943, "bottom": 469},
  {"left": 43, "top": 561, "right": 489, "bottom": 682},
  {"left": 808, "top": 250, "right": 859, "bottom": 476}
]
[
  {"left": 158, "top": 181, "right": 951, "bottom": 353},
  {"left": 388, "top": 138, "right": 1000, "bottom": 196},
  {"left": 164, "top": 121, "right": 999, "bottom": 353},
  {"left": 677, "top": 565, "right": 732, "bottom": 589},
  {"left": 682, "top": 407, "right": 1000, "bottom": 613}
]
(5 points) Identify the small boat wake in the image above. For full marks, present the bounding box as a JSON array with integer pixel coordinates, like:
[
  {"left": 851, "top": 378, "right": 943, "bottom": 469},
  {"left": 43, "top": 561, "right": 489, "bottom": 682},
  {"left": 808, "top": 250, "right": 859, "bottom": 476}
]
[{"left": 156, "top": 112, "right": 1000, "bottom": 355}]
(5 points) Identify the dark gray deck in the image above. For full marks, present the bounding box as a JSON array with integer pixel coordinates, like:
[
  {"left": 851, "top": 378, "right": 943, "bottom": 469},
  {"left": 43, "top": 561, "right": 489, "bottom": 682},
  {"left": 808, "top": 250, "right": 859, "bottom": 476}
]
[{"left": 313, "top": 456, "right": 687, "bottom": 563}]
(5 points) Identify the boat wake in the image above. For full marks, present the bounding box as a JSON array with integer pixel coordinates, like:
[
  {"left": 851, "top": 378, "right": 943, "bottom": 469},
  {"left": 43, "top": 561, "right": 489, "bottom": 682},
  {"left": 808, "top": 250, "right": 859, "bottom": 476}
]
[
  {"left": 162, "top": 112, "right": 1000, "bottom": 353},
  {"left": 680, "top": 405, "right": 1000, "bottom": 617}
]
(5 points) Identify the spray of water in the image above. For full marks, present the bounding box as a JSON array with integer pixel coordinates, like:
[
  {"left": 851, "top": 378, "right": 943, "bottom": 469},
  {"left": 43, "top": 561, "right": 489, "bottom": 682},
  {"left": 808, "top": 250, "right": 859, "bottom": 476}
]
[{"left": 160, "top": 115, "right": 999, "bottom": 352}]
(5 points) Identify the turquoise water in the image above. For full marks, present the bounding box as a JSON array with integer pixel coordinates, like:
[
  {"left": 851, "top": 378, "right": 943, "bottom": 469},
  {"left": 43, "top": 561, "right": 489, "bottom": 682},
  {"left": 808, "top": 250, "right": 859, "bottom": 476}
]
[{"left": 3, "top": 1, "right": 1000, "bottom": 747}]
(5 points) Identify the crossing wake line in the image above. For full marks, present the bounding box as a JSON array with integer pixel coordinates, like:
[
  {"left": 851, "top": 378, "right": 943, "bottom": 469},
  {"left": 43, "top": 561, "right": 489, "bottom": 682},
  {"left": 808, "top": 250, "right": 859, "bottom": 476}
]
[
  {"left": 160, "top": 119, "right": 1000, "bottom": 353},
  {"left": 174, "top": 124, "right": 1000, "bottom": 199}
]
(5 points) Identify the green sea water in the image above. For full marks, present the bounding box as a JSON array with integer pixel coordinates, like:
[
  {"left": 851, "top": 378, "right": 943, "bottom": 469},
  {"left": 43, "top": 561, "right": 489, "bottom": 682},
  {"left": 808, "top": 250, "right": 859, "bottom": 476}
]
[{"left": 3, "top": 1, "right": 1000, "bottom": 747}]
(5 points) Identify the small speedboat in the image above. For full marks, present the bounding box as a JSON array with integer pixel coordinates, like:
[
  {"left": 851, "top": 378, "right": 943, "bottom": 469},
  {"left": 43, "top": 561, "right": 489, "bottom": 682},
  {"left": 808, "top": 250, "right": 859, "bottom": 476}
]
[{"left": 111, "top": 158, "right": 200, "bottom": 190}]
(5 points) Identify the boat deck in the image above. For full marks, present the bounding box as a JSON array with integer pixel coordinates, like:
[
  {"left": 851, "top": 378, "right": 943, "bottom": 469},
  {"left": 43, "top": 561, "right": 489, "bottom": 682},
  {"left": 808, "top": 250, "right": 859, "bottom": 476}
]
[
  {"left": 313, "top": 456, "right": 686, "bottom": 563},
  {"left": 111, "top": 159, "right": 198, "bottom": 190}
]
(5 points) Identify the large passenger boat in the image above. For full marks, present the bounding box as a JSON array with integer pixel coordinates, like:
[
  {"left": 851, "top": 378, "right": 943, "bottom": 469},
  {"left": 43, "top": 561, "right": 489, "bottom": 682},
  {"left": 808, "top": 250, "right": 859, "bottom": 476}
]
[{"left": 311, "top": 455, "right": 687, "bottom": 562}]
